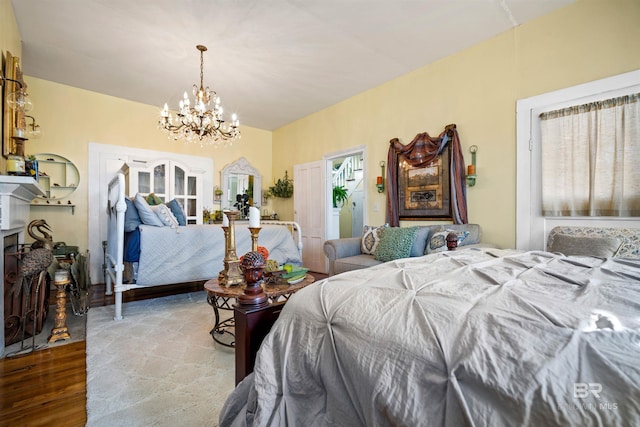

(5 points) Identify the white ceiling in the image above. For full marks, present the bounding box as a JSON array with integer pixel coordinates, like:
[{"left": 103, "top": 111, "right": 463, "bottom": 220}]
[{"left": 11, "top": 0, "right": 574, "bottom": 131}]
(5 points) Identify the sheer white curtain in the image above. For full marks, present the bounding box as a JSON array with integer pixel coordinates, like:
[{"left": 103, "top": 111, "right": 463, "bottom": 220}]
[{"left": 540, "top": 93, "right": 640, "bottom": 216}]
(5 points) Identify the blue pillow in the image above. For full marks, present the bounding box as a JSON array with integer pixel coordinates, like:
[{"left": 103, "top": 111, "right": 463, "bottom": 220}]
[
  {"left": 124, "top": 197, "right": 142, "bottom": 232},
  {"left": 166, "top": 199, "right": 187, "bottom": 226},
  {"left": 133, "top": 193, "right": 164, "bottom": 227}
]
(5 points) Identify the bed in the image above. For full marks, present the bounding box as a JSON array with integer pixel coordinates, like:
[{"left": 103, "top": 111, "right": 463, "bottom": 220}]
[
  {"left": 221, "top": 247, "right": 640, "bottom": 426},
  {"left": 105, "top": 170, "right": 303, "bottom": 320}
]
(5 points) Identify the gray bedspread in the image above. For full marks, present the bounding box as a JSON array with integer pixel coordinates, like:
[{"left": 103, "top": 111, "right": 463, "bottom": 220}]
[
  {"left": 220, "top": 248, "right": 640, "bottom": 426},
  {"left": 136, "top": 224, "right": 301, "bottom": 286}
]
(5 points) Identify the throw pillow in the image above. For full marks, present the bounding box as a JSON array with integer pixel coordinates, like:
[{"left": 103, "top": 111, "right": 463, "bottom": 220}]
[
  {"left": 426, "top": 229, "right": 470, "bottom": 254},
  {"left": 134, "top": 193, "right": 165, "bottom": 227},
  {"left": 166, "top": 198, "right": 187, "bottom": 226},
  {"left": 152, "top": 203, "right": 180, "bottom": 228},
  {"left": 410, "top": 227, "right": 432, "bottom": 257},
  {"left": 145, "top": 193, "right": 164, "bottom": 206},
  {"left": 549, "top": 234, "right": 622, "bottom": 257},
  {"left": 374, "top": 227, "right": 418, "bottom": 262},
  {"left": 124, "top": 197, "right": 142, "bottom": 232},
  {"left": 361, "top": 224, "right": 388, "bottom": 255}
]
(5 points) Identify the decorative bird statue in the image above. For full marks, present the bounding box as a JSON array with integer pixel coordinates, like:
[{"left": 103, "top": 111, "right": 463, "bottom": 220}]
[
  {"left": 28, "top": 219, "right": 54, "bottom": 250},
  {"left": 7, "top": 220, "right": 54, "bottom": 356},
  {"left": 12, "top": 219, "right": 54, "bottom": 291}
]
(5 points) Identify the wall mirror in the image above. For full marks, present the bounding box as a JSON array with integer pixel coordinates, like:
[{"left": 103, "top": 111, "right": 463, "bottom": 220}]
[{"left": 221, "top": 157, "right": 262, "bottom": 214}]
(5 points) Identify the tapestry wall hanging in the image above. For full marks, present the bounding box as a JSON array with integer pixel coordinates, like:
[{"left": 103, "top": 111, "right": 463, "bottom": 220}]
[
  {"left": 397, "top": 145, "right": 451, "bottom": 220},
  {"left": 385, "top": 124, "right": 468, "bottom": 226}
]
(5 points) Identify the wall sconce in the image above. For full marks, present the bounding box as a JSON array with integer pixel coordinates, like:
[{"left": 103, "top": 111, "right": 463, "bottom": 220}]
[
  {"left": 0, "top": 70, "right": 33, "bottom": 112},
  {"left": 25, "top": 115, "right": 42, "bottom": 139},
  {"left": 466, "top": 145, "right": 478, "bottom": 187},
  {"left": 377, "top": 161, "right": 385, "bottom": 193}
]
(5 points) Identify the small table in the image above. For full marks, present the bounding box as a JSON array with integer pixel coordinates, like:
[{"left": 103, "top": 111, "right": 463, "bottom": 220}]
[{"left": 204, "top": 274, "right": 315, "bottom": 347}]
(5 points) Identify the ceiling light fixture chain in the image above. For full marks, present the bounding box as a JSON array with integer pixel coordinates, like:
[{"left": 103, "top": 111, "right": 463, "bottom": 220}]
[{"left": 159, "top": 44, "right": 240, "bottom": 146}]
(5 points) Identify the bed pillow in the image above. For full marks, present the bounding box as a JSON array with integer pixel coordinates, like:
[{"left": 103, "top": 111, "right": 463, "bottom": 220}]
[
  {"left": 134, "top": 193, "right": 164, "bottom": 227},
  {"left": 152, "top": 203, "right": 180, "bottom": 228},
  {"left": 361, "top": 224, "right": 388, "bottom": 255},
  {"left": 374, "top": 227, "right": 418, "bottom": 262},
  {"left": 426, "top": 229, "right": 469, "bottom": 254},
  {"left": 145, "top": 193, "right": 164, "bottom": 206},
  {"left": 549, "top": 234, "right": 622, "bottom": 257},
  {"left": 124, "top": 197, "right": 142, "bottom": 232},
  {"left": 166, "top": 199, "right": 187, "bottom": 226}
]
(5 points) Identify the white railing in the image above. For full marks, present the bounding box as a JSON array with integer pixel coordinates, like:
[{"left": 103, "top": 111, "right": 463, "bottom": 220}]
[{"left": 332, "top": 156, "right": 363, "bottom": 198}]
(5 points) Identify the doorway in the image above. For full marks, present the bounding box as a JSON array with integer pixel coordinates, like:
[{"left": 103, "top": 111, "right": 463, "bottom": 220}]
[{"left": 324, "top": 146, "right": 367, "bottom": 240}]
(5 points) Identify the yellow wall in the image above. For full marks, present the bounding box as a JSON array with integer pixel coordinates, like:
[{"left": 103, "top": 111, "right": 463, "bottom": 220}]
[
  {"left": 3, "top": 0, "right": 640, "bottom": 254},
  {"left": 16, "top": 75, "right": 272, "bottom": 251},
  {"left": 272, "top": 0, "right": 640, "bottom": 249}
]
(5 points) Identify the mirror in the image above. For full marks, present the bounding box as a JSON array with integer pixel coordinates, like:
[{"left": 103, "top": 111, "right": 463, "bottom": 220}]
[{"left": 221, "top": 157, "right": 262, "bottom": 217}]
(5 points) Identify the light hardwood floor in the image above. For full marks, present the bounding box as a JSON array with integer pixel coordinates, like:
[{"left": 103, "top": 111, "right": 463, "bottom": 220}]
[{"left": 0, "top": 274, "right": 327, "bottom": 426}]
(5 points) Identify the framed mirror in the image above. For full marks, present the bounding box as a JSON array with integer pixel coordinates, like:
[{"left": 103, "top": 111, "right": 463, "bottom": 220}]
[{"left": 221, "top": 157, "right": 262, "bottom": 215}]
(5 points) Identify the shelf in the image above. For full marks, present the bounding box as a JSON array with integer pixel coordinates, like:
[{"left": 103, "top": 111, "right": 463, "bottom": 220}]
[
  {"left": 33, "top": 153, "right": 80, "bottom": 200},
  {"left": 30, "top": 203, "right": 75, "bottom": 214}
]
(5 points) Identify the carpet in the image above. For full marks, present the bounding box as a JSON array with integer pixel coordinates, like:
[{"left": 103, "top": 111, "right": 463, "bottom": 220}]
[
  {"left": 86, "top": 292, "right": 235, "bottom": 427},
  {"left": 2, "top": 303, "right": 86, "bottom": 358}
]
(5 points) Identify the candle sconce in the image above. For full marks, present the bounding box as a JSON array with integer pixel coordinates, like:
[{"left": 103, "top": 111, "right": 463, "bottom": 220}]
[
  {"left": 466, "top": 145, "right": 478, "bottom": 187},
  {"left": 376, "top": 161, "right": 385, "bottom": 193}
]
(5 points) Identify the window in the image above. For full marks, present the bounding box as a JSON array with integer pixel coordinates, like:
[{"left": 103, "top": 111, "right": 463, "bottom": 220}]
[
  {"left": 539, "top": 93, "right": 640, "bottom": 217},
  {"left": 516, "top": 70, "right": 640, "bottom": 251}
]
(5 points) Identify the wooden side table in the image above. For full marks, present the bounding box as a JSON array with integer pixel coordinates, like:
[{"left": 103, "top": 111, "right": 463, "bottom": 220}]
[{"left": 204, "top": 274, "right": 315, "bottom": 347}]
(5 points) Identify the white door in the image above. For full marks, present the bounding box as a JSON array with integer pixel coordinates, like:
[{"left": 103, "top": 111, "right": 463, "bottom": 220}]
[
  {"left": 294, "top": 161, "right": 326, "bottom": 273},
  {"left": 351, "top": 188, "right": 364, "bottom": 237}
]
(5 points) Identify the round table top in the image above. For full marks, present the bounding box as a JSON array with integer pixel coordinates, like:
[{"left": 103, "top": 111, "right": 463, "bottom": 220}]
[{"left": 204, "top": 274, "right": 315, "bottom": 299}]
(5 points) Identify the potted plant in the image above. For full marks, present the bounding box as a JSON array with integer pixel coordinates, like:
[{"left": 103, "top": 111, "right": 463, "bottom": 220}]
[
  {"left": 267, "top": 171, "right": 294, "bottom": 198},
  {"left": 333, "top": 185, "right": 348, "bottom": 208}
]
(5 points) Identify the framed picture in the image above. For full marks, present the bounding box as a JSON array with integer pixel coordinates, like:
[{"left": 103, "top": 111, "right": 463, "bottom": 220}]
[
  {"left": 397, "top": 146, "right": 452, "bottom": 220},
  {"left": 3, "top": 51, "right": 25, "bottom": 158}
]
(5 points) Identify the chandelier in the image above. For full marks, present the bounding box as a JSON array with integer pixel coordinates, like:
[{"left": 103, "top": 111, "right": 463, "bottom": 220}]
[{"left": 159, "top": 45, "right": 240, "bottom": 145}]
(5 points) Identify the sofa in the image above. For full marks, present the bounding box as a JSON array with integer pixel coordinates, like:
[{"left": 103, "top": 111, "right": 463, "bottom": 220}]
[{"left": 323, "top": 223, "right": 494, "bottom": 276}]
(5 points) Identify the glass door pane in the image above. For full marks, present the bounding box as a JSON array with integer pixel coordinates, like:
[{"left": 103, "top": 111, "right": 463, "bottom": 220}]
[
  {"left": 188, "top": 176, "right": 197, "bottom": 195},
  {"left": 174, "top": 166, "right": 185, "bottom": 195},
  {"left": 138, "top": 171, "right": 150, "bottom": 193},
  {"left": 154, "top": 164, "right": 166, "bottom": 195}
]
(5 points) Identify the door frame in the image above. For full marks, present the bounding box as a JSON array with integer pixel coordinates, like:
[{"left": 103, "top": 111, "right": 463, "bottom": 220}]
[{"left": 323, "top": 145, "right": 367, "bottom": 239}]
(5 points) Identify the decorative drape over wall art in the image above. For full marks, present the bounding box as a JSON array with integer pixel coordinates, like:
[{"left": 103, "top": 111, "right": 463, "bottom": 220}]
[{"left": 386, "top": 124, "right": 468, "bottom": 226}]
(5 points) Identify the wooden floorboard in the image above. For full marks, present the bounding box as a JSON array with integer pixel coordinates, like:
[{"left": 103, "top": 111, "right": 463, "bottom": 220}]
[
  {"left": 1, "top": 272, "right": 329, "bottom": 426},
  {"left": 0, "top": 341, "right": 86, "bottom": 427}
]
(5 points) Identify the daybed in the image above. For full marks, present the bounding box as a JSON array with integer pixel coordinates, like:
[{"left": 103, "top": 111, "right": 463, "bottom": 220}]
[
  {"left": 323, "top": 223, "right": 494, "bottom": 275},
  {"left": 221, "top": 232, "right": 640, "bottom": 425},
  {"left": 105, "top": 171, "right": 303, "bottom": 320}
]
